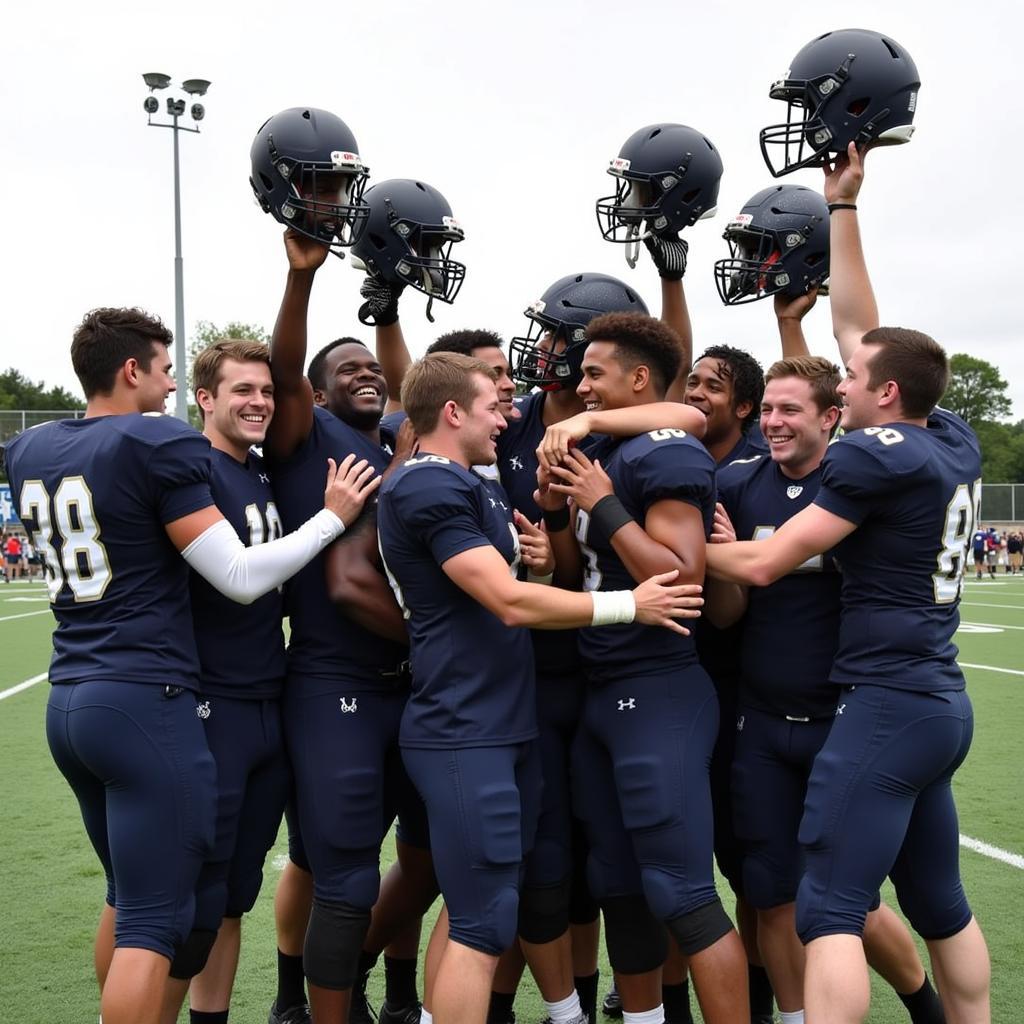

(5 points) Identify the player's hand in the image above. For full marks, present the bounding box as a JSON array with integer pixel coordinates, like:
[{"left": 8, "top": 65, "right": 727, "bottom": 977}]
[
  {"left": 710, "top": 502, "right": 737, "bottom": 544},
  {"left": 547, "top": 449, "right": 614, "bottom": 513},
  {"left": 644, "top": 233, "right": 689, "bottom": 280},
  {"left": 823, "top": 141, "right": 867, "bottom": 205},
  {"left": 358, "top": 272, "right": 405, "bottom": 327},
  {"left": 323, "top": 454, "right": 382, "bottom": 526},
  {"left": 283, "top": 227, "right": 330, "bottom": 272},
  {"left": 390, "top": 419, "right": 419, "bottom": 467},
  {"left": 774, "top": 286, "right": 819, "bottom": 323},
  {"left": 533, "top": 463, "right": 569, "bottom": 513},
  {"left": 515, "top": 512, "right": 555, "bottom": 577},
  {"left": 537, "top": 413, "right": 592, "bottom": 473},
  {"left": 632, "top": 570, "right": 703, "bottom": 635}
]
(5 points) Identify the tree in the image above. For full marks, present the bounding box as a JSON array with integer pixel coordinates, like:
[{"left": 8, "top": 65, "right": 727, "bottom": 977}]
[
  {"left": 942, "top": 354, "right": 1012, "bottom": 427},
  {"left": 185, "top": 320, "right": 270, "bottom": 426},
  {"left": 0, "top": 369, "right": 84, "bottom": 411}
]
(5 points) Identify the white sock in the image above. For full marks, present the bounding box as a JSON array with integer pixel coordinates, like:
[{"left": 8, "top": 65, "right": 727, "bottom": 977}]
[
  {"left": 780, "top": 1011, "right": 805, "bottom": 1024},
  {"left": 421, "top": 1010, "right": 433, "bottom": 1024},
  {"left": 623, "top": 1007, "right": 664, "bottom": 1024},
  {"left": 545, "top": 992, "right": 583, "bottom": 1024}
]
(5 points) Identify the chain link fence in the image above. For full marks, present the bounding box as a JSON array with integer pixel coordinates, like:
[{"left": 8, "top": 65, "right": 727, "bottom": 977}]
[
  {"left": 0, "top": 409, "right": 84, "bottom": 446},
  {"left": 980, "top": 483, "right": 1024, "bottom": 524}
]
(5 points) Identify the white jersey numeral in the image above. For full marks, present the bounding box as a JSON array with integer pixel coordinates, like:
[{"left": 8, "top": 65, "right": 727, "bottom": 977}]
[
  {"left": 19, "top": 478, "right": 111, "bottom": 602},
  {"left": 244, "top": 501, "right": 283, "bottom": 546},
  {"left": 575, "top": 509, "right": 603, "bottom": 592},
  {"left": 933, "top": 479, "right": 981, "bottom": 604}
]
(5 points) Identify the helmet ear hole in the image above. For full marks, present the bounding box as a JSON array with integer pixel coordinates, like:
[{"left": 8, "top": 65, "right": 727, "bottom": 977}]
[
  {"left": 682, "top": 188, "right": 701, "bottom": 204},
  {"left": 368, "top": 232, "right": 388, "bottom": 251},
  {"left": 847, "top": 97, "right": 870, "bottom": 116},
  {"left": 259, "top": 172, "right": 274, "bottom": 192}
]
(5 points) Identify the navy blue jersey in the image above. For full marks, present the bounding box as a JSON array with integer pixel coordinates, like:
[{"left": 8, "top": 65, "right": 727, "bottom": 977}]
[
  {"left": 267, "top": 406, "right": 403, "bottom": 688},
  {"left": 576, "top": 429, "right": 716, "bottom": 680},
  {"left": 970, "top": 530, "right": 987, "bottom": 555},
  {"left": 814, "top": 410, "right": 981, "bottom": 691},
  {"left": 3, "top": 414, "right": 214, "bottom": 688},
  {"left": 380, "top": 409, "right": 407, "bottom": 435},
  {"left": 189, "top": 449, "right": 287, "bottom": 699},
  {"left": 378, "top": 455, "right": 536, "bottom": 748},
  {"left": 717, "top": 456, "right": 841, "bottom": 718},
  {"left": 496, "top": 392, "right": 580, "bottom": 676},
  {"left": 694, "top": 429, "right": 768, "bottom": 683}
]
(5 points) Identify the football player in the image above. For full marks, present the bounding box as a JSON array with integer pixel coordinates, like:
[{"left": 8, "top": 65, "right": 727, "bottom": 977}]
[
  {"left": 704, "top": 144, "right": 991, "bottom": 1024},
  {"left": 709, "top": 351, "right": 945, "bottom": 1024},
  {"left": 2, "top": 309, "right": 376, "bottom": 1024},
  {"left": 377, "top": 352, "right": 703, "bottom": 1024},
  {"left": 537, "top": 313, "right": 748, "bottom": 1024}
]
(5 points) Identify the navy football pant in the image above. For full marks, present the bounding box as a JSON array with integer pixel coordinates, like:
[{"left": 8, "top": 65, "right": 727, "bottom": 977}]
[
  {"left": 707, "top": 674, "right": 744, "bottom": 893},
  {"left": 193, "top": 695, "right": 289, "bottom": 931},
  {"left": 284, "top": 683, "right": 429, "bottom": 909},
  {"left": 45, "top": 681, "right": 217, "bottom": 959},
  {"left": 573, "top": 666, "right": 720, "bottom": 922},
  {"left": 403, "top": 741, "right": 542, "bottom": 956},
  {"left": 797, "top": 684, "right": 975, "bottom": 943}
]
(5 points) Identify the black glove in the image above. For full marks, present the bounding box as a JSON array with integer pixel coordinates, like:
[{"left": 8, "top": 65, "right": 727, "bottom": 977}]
[
  {"left": 644, "top": 233, "right": 689, "bottom": 280},
  {"left": 358, "top": 274, "right": 405, "bottom": 327}
]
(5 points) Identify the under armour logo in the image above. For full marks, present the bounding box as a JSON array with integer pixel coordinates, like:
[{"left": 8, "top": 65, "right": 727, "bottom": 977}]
[
  {"left": 786, "top": 485, "right": 803, "bottom": 499},
  {"left": 509, "top": 456, "right": 524, "bottom": 471},
  {"left": 489, "top": 497, "right": 497, "bottom": 508},
  {"left": 196, "top": 701, "right": 211, "bottom": 720},
  {"left": 617, "top": 698, "right": 636, "bottom": 711},
  {"left": 340, "top": 697, "right": 358, "bottom": 714},
  {"left": 259, "top": 473, "right": 270, "bottom": 484},
  {"left": 736, "top": 715, "right": 745, "bottom": 731},
  {"left": 835, "top": 703, "right": 846, "bottom": 716}
]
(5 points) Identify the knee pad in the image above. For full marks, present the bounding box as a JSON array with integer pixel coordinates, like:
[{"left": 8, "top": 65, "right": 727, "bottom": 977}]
[
  {"left": 601, "top": 894, "right": 667, "bottom": 974},
  {"left": 518, "top": 877, "right": 571, "bottom": 945},
  {"left": 303, "top": 899, "right": 371, "bottom": 990},
  {"left": 667, "top": 898, "right": 734, "bottom": 956},
  {"left": 168, "top": 928, "right": 218, "bottom": 980}
]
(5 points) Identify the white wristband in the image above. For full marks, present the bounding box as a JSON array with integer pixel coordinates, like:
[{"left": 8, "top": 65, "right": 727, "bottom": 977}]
[{"left": 590, "top": 590, "right": 636, "bottom": 626}]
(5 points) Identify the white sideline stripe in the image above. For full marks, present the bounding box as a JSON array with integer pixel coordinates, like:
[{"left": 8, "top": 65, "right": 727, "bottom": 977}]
[
  {"left": 961, "top": 620, "right": 1024, "bottom": 631},
  {"left": 961, "top": 662, "right": 1024, "bottom": 678},
  {"left": 0, "top": 610, "right": 51, "bottom": 625},
  {"left": 0, "top": 673, "right": 47, "bottom": 701},
  {"left": 960, "top": 834, "right": 1024, "bottom": 870},
  {"left": 960, "top": 602, "right": 1024, "bottom": 611}
]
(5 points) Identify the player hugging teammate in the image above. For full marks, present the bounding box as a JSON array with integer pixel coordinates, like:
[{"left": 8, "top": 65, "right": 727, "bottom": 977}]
[{"left": 2, "top": 25, "right": 992, "bottom": 1024}]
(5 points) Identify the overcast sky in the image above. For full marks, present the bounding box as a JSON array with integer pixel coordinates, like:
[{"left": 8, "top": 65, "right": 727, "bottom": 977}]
[{"left": 2, "top": 0, "right": 1022, "bottom": 417}]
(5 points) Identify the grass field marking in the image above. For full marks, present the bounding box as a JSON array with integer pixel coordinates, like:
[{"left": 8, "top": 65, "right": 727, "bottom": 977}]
[
  {"left": 0, "top": 672, "right": 47, "bottom": 701},
  {"left": 961, "top": 662, "right": 1024, "bottom": 678},
  {"left": 959, "top": 834, "right": 1024, "bottom": 870},
  {"left": 0, "top": 609, "right": 52, "bottom": 625},
  {"left": 959, "top": 602, "right": 1024, "bottom": 611},
  {"left": 960, "top": 620, "right": 1024, "bottom": 631}
]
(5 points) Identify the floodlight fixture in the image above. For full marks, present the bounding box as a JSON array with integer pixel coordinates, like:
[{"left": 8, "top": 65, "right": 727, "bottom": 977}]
[
  {"left": 190, "top": 103, "right": 205, "bottom": 122},
  {"left": 167, "top": 97, "right": 186, "bottom": 117},
  {"left": 143, "top": 72, "right": 172, "bottom": 91},
  {"left": 143, "top": 96, "right": 159, "bottom": 115},
  {"left": 182, "top": 78, "right": 211, "bottom": 96}
]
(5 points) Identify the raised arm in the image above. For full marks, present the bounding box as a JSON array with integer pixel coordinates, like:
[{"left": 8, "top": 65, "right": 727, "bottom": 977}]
[
  {"left": 774, "top": 287, "right": 819, "bottom": 359},
  {"left": 265, "top": 229, "right": 330, "bottom": 460},
  {"left": 357, "top": 273, "right": 411, "bottom": 414},
  {"left": 824, "top": 143, "right": 879, "bottom": 364},
  {"left": 644, "top": 234, "right": 693, "bottom": 398}
]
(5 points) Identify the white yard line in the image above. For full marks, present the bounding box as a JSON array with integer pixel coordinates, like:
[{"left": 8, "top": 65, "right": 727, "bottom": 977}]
[
  {"left": 959, "top": 621, "right": 1024, "bottom": 631},
  {"left": 959, "top": 834, "right": 1024, "bottom": 870},
  {"left": 0, "top": 673, "right": 47, "bottom": 701},
  {"left": 0, "top": 610, "right": 51, "bottom": 625},
  {"left": 959, "top": 602, "right": 1024, "bottom": 611},
  {"left": 961, "top": 662, "right": 1024, "bottom": 677}
]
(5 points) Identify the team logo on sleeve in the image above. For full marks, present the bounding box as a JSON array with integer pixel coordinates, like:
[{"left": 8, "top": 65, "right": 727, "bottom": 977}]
[
  {"left": 340, "top": 697, "right": 359, "bottom": 714},
  {"left": 786, "top": 485, "right": 803, "bottom": 499},
  {"left": 196, "top": 701, "right": 211, "bottom": 720}
]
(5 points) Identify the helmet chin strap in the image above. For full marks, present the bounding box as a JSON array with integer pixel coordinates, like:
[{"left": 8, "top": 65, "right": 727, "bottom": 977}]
[{"left": 625, "top": 224, "right": 642, "bottom": 269}]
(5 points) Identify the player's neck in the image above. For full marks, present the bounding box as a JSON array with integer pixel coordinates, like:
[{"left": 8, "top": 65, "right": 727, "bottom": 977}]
[
  {"left": 777, "top": 452, "right": 825, "bottom": 481},
  {"left": 415, "top": 430, "right": 471, "bottom": 468},
  {"left": 543, "top": 388, "right": 585, "bottom": 427},
  {"left": 704, "top": 428, "right": 744, "bottom": 465},
  {"left": 204, "top": 429, "right": 249, "bottom": 464},
  {"left": 85, "top": 394, "right": 155, "bottom": 418}
]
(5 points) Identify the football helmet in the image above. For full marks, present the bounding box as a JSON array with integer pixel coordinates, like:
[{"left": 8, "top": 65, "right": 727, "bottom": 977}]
[
  {"left": 250, "top": 107, "right": 369, "bottom": 253},
  {"left": 596, "top": 123, "right": 723, "bottom": 267},
  {"left": 713, "top": 185, "right": 829, "bottom": 305},
  {"left": 760, "top": 28, "right": 920, "bottom": 177},
  {"left": 350, "top": 179, "right": 465, "bottom": 319},
  {"left": 509, "top": 273, "right": 649, "bottom": 390}
]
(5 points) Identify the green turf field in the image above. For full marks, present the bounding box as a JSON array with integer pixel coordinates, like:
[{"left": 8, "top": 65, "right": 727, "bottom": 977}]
[{"left": 1, "top": 576, "right": 1021, "bottom": 1022}]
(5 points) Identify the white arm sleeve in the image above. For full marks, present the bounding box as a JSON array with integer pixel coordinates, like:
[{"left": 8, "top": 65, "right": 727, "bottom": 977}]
[{"left": 181, "top": 509, "right": 344, "bottom": 605}]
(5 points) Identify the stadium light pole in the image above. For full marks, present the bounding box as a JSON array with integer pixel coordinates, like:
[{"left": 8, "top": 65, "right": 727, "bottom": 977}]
[{"left": 142, "top": 74, "right": 211, "bottom": 421}]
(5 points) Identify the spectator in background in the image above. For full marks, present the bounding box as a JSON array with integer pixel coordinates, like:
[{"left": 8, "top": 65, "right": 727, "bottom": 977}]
[
  {"left": 4, "top": 531, "right": 22, "bottom": 582},
  {"left": 1007, "top": 530, "right": 1023, "bottom": 575}
]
